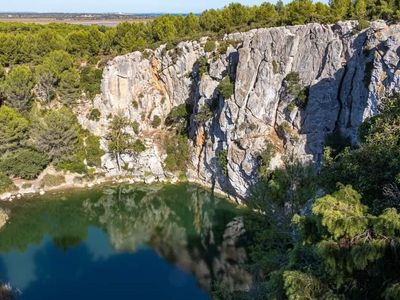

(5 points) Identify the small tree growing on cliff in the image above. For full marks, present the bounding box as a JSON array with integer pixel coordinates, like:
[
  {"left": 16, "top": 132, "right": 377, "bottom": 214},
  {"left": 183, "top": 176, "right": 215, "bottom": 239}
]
[
  {"left": 106, "top": 114, "right": 143, "bottom": 170},
  {"left": 218, "top": 76, "right": 234, "bottom": 99}
]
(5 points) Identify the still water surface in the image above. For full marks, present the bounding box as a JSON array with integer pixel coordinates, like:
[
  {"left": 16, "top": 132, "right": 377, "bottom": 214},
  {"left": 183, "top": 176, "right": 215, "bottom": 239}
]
[{"left": 0, "top": 184, "right": 249, "bottom": 299}]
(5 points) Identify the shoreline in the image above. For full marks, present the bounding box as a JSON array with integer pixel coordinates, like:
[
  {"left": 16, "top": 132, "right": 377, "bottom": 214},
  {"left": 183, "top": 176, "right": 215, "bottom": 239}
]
[{"left": 0, "top": 173, "right": 243, "bottom": 206}]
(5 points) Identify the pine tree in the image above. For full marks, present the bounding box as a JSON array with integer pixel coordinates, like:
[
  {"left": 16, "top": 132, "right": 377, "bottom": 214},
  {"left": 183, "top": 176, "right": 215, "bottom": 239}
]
[{"left": 0, "top": 105, "right": 29, "bottom": 156}]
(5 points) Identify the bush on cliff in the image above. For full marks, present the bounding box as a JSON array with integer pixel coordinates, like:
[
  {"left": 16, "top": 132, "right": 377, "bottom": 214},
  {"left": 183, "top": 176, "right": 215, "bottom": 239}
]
[
  {"left": 164, "top": 134, "right": 189, "bottom": 173},
  {"left": 216, "top": 149, "right": 229, "bottom": 176},
  {"left": 218, "top": 76, "right": 234, "bottom": 100}
]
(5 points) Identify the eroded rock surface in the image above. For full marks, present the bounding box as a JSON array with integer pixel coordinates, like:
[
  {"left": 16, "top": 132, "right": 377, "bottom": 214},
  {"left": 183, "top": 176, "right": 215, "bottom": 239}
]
[{"left": 78, "top": 20, "right": 400, "bottom": 200}]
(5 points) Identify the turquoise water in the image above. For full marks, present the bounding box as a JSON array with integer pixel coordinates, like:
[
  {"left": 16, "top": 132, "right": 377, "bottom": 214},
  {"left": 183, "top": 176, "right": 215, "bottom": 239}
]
[{"left": 0, "top": 184, "right": 247, "bottom": 299}]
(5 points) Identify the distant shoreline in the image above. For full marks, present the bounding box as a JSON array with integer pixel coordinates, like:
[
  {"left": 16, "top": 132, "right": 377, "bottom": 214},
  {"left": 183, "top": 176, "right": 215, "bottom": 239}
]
[
  {"left": 0, "top": 18, "right": 152, "bottom": 26},
  {"left": 0, "top": 13, "right": 158, "bottom": 26}
]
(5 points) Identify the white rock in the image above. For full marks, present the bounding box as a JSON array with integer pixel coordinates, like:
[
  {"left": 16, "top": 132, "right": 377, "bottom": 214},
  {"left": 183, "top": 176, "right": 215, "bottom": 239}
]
[{"left": 75, "top": 20, "right": 398, "bottom": 200}]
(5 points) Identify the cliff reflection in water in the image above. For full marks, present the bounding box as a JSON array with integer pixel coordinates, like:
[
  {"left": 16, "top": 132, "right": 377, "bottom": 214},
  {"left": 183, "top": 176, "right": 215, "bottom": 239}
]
[
  {"left": 83, "top": 184, "right": 252, "bottom": 293},
  {"left": 0, "top": 183, "right": 251, "bottom": 297}
]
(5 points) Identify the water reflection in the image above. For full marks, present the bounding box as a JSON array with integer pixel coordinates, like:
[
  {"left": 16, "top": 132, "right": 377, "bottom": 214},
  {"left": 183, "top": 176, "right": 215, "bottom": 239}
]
[
  {"left": 83, "top": 184, "right": 252, "bottom": 293},
  {"left": 0, "top": 184, "right": 251, "bottom": 298}
]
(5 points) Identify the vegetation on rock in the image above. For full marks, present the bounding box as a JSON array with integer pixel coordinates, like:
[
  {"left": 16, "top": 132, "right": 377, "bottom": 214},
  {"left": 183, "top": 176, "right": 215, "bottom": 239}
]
[
  {"left": 164, "top": 134, "right": 189, "bottom": 173},
  {"left": 151, "top": 115, "right": 162, "bottom": 128},
  {"left": 238, "top": 93, "right": 400, "bottom": 299},
  {"left": 88, "top": 108, "right": 101, "bottom": 121},
  {"left": 216, "top": 149, "right": 229, "bottom": 176},
  {"left": 218, "top": 76, "right": 235, "bottom": 100}
]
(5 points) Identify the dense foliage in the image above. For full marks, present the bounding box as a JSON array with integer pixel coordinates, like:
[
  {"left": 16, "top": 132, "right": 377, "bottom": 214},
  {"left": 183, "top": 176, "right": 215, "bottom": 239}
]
[
  {"left": 0, "top": 103, "right": 103, "bottom": 179},
  {"left": 239, "top": 94, "right": 400, "bottom": 300},
  {"left": 0, "top": 0, "right": 397, "bottom": 114},
  {"left": 0, "top": 0, "right": 397, "bottom": 183},
  {"left": 0, "top": 172, "right": 16, "bottom": 194}
]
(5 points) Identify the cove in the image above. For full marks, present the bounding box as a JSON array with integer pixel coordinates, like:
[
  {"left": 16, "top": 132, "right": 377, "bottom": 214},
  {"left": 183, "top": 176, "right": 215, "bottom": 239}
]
[{"left": 0, "top": 183, "right": 250, "bottom": 299}]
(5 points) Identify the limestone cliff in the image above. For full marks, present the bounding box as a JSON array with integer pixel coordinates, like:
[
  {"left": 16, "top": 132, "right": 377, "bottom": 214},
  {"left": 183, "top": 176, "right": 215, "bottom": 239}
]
[{"left": 78, "top": 20, "right": 400, "bottom": 200}]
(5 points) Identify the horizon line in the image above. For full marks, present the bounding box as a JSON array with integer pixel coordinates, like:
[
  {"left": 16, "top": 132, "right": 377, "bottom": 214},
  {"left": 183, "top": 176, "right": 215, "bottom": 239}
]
[{"left": 0, "top": 11, "right": 199, "bottom": 15}]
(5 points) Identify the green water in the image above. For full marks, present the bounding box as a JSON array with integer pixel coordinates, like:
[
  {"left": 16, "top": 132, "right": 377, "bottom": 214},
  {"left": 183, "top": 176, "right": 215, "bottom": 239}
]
[{"left": 0, "top": 183, "right": 249, "bottom": 299}]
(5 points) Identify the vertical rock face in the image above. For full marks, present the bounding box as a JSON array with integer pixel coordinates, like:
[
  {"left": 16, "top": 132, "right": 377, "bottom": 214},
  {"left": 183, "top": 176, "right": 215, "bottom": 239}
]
[{"left": 78, "top": 21, "right": 400, "bottom": 200}]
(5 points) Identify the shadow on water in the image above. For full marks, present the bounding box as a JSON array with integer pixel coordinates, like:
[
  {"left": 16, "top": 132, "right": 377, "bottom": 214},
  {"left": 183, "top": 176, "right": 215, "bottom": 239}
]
[{"left": 0, "top": 183, "right": 251, "bottom": 299}]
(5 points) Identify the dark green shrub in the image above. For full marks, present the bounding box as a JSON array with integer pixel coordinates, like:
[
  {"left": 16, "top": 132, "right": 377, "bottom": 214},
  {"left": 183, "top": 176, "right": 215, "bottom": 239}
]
[
  {"left": 204, "top": 40, "right": 215, "bottom": 52},
  {"left": 56, "top": 156, "right": 87, "bottom": 174},
  {"left": 88, "top": 108, "right": 101, "bottom": 121},
  {"left": 285, "top": 72, "right": 300, "bottom": 85},
  {"left": 258, "top": 141, "right": 277, "bottom": 178},
  {"left": 325, "top": 130, "right": 352, "bottom": 157},
  {"left": 0, "top": 149, "right": 50, "bottom": 179},
  {"left": 218, "top": 76, "right": 235, "bottom": 99},
  {"left": 132, "top": 139, "right": 146, "bottom": 153},
  {"left": 287, "top": 103, "right": 296, "bottom": 112},
  {"left": 195, "top": 104, "right": 213, "bottom": 124},
  {"left": 58, "top": 68, "right": 81, "bottom": 105},
  {"left": 131, "top": 121, "right": 140, "bottom": 134},
  {"left": 30, "top": 108, "right": 80, "bottom": 163},
  {"left": 132, "top": 100, "right": 139, "bottom": 109},
  {"left": 217, "top": 41, "right": 230, "bottom": 55},
  {"left": 0, "top": 172, "right": 16, "bottom": 194},
  {"left": 296, "top": 87, "right": 309, "bottom": 108},
  {"left": 278, "top": 121, "right": 292, "bottom": 136},
  {"left": 106, "top": 114, "right": 133, "bottom": 170},
  {"left": 85, "top": 135, "right": 104, "bottom": 168},
  {"left": 198, "top": 56, "right": 209, "bottom": 77},
  {"left": 1, "top": 65, "right": 34, "bottom": 112},
  {"left": 0, "top": 105, "right": 29, "bottom": 155},
  {"left": 166, "top": 103, "right": 189, "bottom": 133},
  {"left": 285, "top": 72, "right": 309, "bottom": 108},
  {"left": 80, "top": 66, "right": 102, "bottom": 98},
  {"left": 216, "top": 149, "right": 229, "bottom": 176},
  {"left": 272, "top": 60, "right": 280, "bottom": 74},
  {"left": 166, "top": 104, "right": 188, "bottom": 123},
  {"left": 164, "top": 134, "right": 189, "bottom": 172},
  {"left": 363, "top": 60, "right": 374, "bottom": 88},
  {"left": 355, "top": 19, "right": 369, "bottom": 32},
  {"left": 151, "top": 115, "right": 162, "bottom": 128}
]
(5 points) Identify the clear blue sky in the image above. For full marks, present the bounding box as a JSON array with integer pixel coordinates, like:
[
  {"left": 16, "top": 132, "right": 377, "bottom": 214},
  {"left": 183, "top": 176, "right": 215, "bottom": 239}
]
[{"left": 1, "top": 0, "right": 268, "bottom": 14}]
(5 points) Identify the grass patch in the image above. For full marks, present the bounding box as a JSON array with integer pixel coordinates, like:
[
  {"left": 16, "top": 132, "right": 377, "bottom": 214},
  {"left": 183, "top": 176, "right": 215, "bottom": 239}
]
[{"left": 41, "top": 174, "right": 66, "bottom": 188}]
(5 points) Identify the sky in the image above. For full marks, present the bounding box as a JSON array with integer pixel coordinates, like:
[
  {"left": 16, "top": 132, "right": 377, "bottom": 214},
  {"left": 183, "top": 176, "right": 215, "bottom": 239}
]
[{"left": 0, "top": 0, "right": 267, "bottom": 14}]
